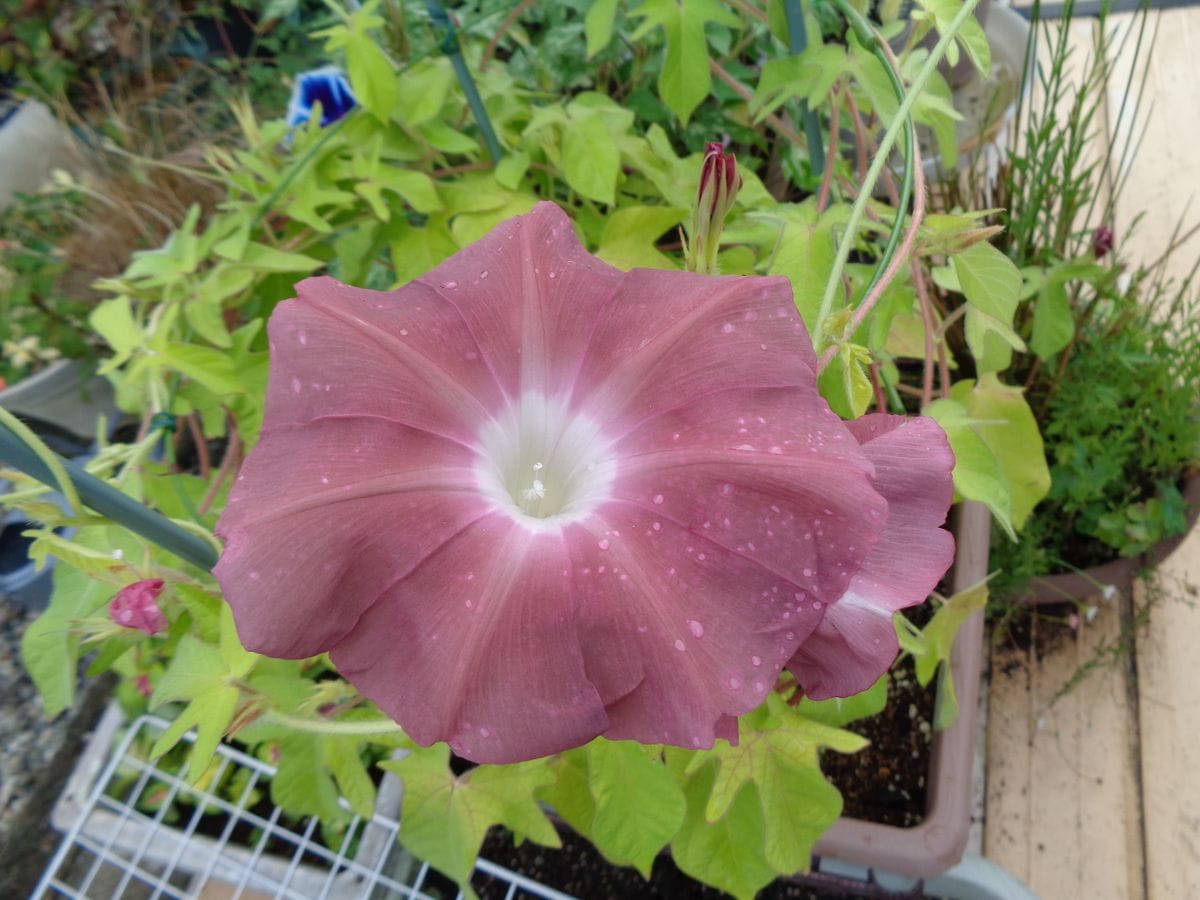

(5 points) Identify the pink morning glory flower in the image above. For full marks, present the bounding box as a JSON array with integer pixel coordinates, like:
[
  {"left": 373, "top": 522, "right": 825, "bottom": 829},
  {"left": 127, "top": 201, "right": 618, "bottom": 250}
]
[
  {"left": 108, "top": 579, "right": 168, "bottom": 636},
  {"left": 215, "top": 202, "right": 954, "bottom": 763}
]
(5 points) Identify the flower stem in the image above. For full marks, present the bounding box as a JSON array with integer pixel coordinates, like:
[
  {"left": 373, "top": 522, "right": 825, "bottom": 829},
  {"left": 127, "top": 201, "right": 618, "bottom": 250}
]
[
  {"left": 812, "top": 0, "right": 981, "bottom": 351},
  {"left": 264, "top": 709, "right": 404, "bottom": 738},
  {"left": 818, "top": 39, "right": 927, "bottom": 374}
]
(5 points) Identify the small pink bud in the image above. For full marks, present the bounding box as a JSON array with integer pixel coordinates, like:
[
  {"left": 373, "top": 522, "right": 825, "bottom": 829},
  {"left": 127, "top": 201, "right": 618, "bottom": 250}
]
[
  {"left": 108, "top": 579, "right": 168, "bottom": 636},
  {"left": 1092, "top": 226, "right": 1114, "bottom": 258},
  {"left": 135, "top": 673, "right": 154, "bottom": 697}
]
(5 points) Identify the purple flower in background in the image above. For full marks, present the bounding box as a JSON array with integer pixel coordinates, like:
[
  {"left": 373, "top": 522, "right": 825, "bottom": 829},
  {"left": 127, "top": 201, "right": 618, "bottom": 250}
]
[
  {"left": 286, "top": 66, "right": 357, "bottom": 128},
  {"left": 1092, "top": 226, "right": 1114, "bottom": 259}
]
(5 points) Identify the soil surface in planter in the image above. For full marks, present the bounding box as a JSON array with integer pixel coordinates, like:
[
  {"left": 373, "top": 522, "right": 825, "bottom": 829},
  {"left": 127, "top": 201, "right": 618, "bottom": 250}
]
[
  {"left": 475, "top": 655, "right": 938, "bottom": 899},
  {"left": 477, "top": 822, "right": 934, "bottom": 899},
  {"left": 819, "top": 656, "right": 936, "bottom": 829}
]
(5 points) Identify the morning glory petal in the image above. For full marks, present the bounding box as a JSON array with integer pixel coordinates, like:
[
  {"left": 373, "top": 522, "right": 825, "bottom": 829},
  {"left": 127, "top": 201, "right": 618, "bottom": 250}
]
[{"left": 786, "top": 414, "right": 956, "bottom": 699}]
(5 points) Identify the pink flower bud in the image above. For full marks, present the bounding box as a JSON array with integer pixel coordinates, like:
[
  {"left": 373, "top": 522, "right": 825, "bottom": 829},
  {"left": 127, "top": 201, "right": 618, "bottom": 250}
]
[
  {"left": 698, "top": 142, "right": 741, "bottom": 219},
  {"left": 688, "top": 142, "right": 743, "bottom": 274},
  {"left": 1092, "top": 226, "right": 1114, "bottom": 259},
  {"left": 135, "top": 673, "right": 154, "bottom": 697},
  {"left": 108, "top": 579, "right": 168, "bottom": 636}
]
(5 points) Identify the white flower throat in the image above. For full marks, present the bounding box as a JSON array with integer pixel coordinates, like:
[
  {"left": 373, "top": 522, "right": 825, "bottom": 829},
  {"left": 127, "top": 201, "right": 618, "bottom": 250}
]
[{"left": 474, "top": 393, "right": 616, "bottom": 529}]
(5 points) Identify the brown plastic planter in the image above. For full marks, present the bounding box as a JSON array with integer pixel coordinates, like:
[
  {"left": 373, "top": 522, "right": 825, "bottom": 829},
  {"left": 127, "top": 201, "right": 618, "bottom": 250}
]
[
  {"left": 1013, "top": 473, "right": 1200, "bottom": 607},
  {"left": 812, "top": 500, "right": 991, "bottom": 879}
]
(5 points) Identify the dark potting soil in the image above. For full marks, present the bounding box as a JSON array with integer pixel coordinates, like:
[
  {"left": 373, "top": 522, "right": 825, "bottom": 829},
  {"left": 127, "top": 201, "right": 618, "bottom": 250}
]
[
  {"left": 475, "top": 824, "right": 933, "bottom": 900},
  {"left": 474, "top": 656, "right": 938, "bottom": 900},
  {"left": 819, "top": 656, "right": 935, "bottom": 829}
]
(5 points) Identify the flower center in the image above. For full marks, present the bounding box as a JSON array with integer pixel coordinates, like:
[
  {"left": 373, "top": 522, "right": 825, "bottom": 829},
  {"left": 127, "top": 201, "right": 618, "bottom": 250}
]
[{"left": 475, "top": 393, "right": 616, "bottom": 529}]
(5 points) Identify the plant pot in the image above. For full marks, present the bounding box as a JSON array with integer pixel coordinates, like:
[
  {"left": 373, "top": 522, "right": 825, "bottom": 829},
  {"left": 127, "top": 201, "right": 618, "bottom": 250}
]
[
  {"left": 0, "top": 359, "right": 117, "bottom": 445},
  {"left": 1010, "top": 473, "right": 1200, "bottom": 606},
  {"left": 810, "top": 500, "right": 991, "bottom": 880},
  {"left": 0, "top": 99, "right": 86, "bottom": 211}
]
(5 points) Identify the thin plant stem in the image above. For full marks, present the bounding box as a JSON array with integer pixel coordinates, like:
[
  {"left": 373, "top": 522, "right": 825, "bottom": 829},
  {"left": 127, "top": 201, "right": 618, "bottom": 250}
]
[
  {"left": 708, "top": 60, "right": 805, "bottom": 147},
  {"left": 199, "top": 421, "right": 240, "bottom": 518},
  {"left": 480, "top": 0, "right": 538, "bottom": 71},
  {"left": 812, "top": 0, "right": 981, "bottom": 351},
  {"left": 934, "top": 302, "right": 968, "bottom": 339},
  {"left": 722, "top": 0, "right": 769, "bottom": 24},
  {"left": 846, "top": 92, "right": 870, "bottom": 186},
  {"left": 818, "top": 118, "right": 925, "bottom": 374},
  {"left": 915, "top": 264, "right": 938, "bottom": 408},
  {"left": 817, "top": 92, "right": 840, "bottom": 214},
  {"left": 869, "top": 362, "right": 888, "bottom": 413},
  {"left": 817, "top": 32, "right": 925, "bottom": 373},
  {"left": 186, "top": 414, "right": 211, "bottom": 480},
  {"left": 263, "top": 709, "right": 403, "bottom": 737}
]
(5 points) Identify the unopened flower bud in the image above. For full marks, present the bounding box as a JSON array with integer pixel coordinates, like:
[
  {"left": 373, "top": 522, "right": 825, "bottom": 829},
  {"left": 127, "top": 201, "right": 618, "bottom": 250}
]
[
  {"left": 1092, "top": 226, "right": 1114, "bottom": 259},
  {"left": 108, "top": 579, "right": 168, "bottom": 636},
  {"left": 687, "top": 142, "right": 742, "bottom": 275}
]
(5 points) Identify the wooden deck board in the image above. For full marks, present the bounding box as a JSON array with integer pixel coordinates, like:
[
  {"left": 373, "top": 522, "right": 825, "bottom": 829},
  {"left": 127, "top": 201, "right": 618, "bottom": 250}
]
[
  {"left": 985, "top": 7, "right": 1200, "bottom": 897},
  {"left": 985, "top": 601, "right": 1144, "bottom": 898},
  {"left": 1105, "top": 10, "right": 1200, "bottom": 896},
  {"left": 1134, "top": 541, "right": 1200, "bottom": 900},
  {"left": 983, "top": 17, "right": 1142, "bottom": 894}
]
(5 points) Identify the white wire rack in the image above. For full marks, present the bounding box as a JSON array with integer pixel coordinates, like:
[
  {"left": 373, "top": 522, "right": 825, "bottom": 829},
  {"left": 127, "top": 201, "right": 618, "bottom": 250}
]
[{"left": 33, "top": 707, "right": 575, "bottom": 900}]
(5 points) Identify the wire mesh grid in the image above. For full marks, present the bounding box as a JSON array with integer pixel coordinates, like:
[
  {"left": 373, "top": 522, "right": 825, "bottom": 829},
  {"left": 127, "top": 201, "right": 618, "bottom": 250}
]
[{"left": 33, "top": 712, "right": 576, "bottom": 900}]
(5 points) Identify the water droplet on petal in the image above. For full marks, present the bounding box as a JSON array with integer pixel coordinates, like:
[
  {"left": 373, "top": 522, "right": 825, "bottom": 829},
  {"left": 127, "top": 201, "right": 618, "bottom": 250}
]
[
  {"left": 687, "top": 619, "right": 704, "bottom": 638},
  {"left": 751, "top": 655, "right": 762, "bottom": 667},
  {"left": 674, "top": 639, "right": 686, "bottom": 651},
  {"left": 442, "top": 280, "right": 458, "bottom": 289},
  {"left": 653, "top": 493, "right": 664, "bottom": 505},
  {"left": 598, "top": 539, "right": 610, "bottom": 550},
  {"left": 729, "top": 675, "right": 743, "bottom": 689}
]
